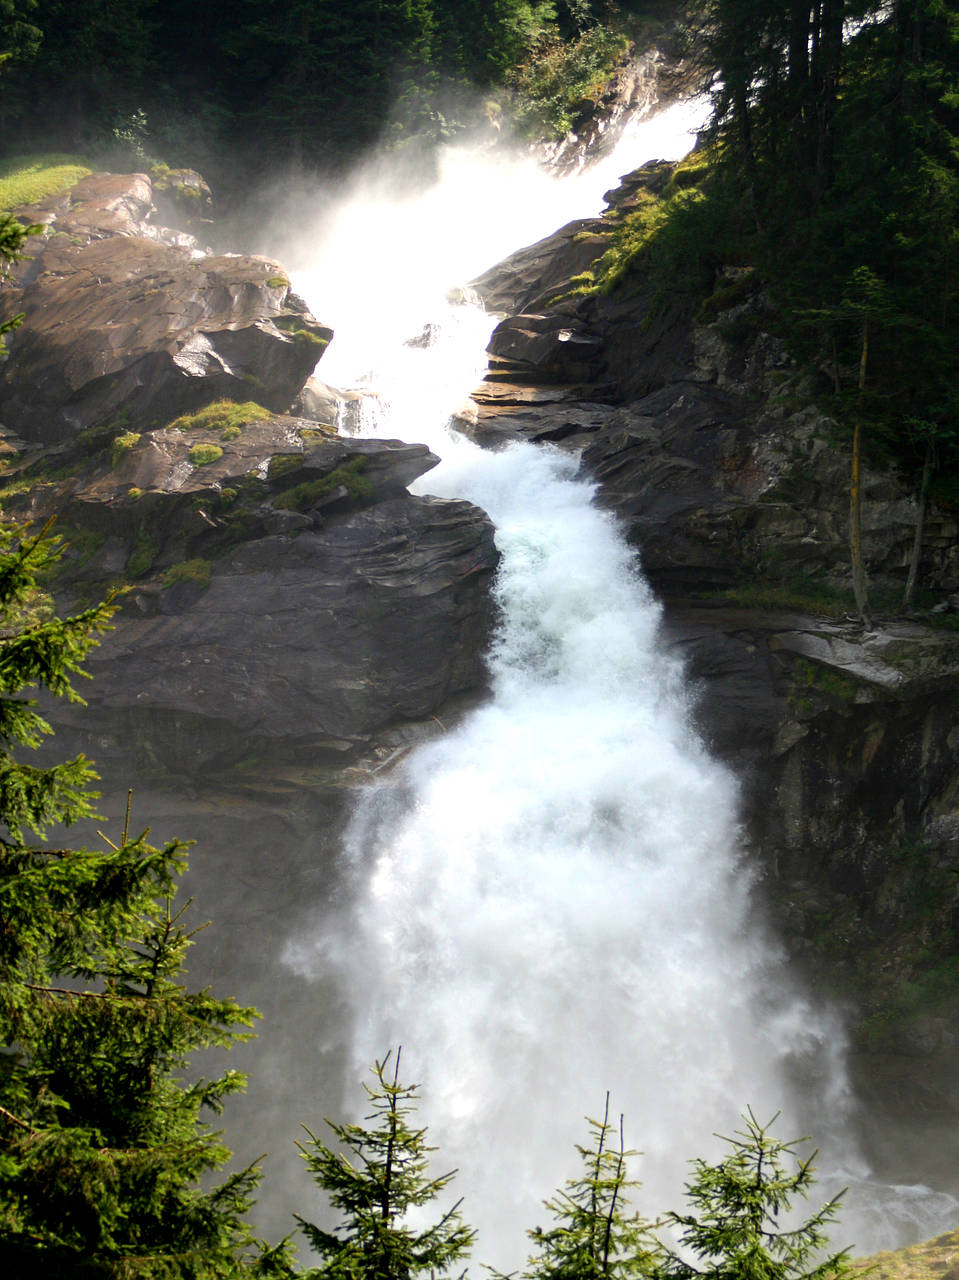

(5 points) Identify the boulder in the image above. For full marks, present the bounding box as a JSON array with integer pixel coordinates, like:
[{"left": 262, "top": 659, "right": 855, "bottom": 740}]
[
  {"left": 55, "top": 493, "right": 498, "bottom": 770},
  {"left": 0, "top": 173, "right": 332, "bottom": 444},
  {"left": 470, "top": 218, "right": 611, "bottom": 316}
]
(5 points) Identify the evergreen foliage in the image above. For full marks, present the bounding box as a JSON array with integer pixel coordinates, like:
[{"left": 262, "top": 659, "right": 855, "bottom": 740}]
[
  {"left": 0, "top": 516, "right": 284, "bottom": 1276},
  {"left": 663, "top": 1110, "right": 851, "bottom": 1280},
  {"left": 518, "top": 1095, "right": 661, "bottom": 1280},
  {"left": 0, "top": 206, "right": 38, "bottom": 354},
  {"left": 295, "top": 1048, "right": 474, "bottom": 1280}
]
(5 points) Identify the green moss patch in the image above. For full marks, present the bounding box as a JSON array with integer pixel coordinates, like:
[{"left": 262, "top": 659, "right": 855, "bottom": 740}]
[
  {"left": 162, "top": 558, "right": 212, "bottom": 589},
  {"left": 168, "top": 400, "right": 272, "bottom": 433},
  {"left": 274, "top": 316, "right": 329, "bottom": 348},
  {"left": 267, "top": 453, "right": 303, "bottom": 481},
  {"left": 0, "top": 154, "right": 92, "bottom": 211},
  {"left": 188, "top": 443, "right": 223, "bottom": 467},
  {"left": 273, "top": 458, "right": 371, "bottom": 510}
]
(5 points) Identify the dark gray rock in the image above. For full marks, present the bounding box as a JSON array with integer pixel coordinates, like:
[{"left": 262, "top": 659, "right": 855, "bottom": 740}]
[{"left": 56, "top": 494, "right": 497, "bottom": 771}]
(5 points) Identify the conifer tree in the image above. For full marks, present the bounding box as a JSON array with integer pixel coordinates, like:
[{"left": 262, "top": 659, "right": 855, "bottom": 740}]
[
  {"left": 663, "top": 1110, "right": 851, "bottom": 1280},
  {"left": 0, "top": 519, "right": 288, "bottom": 1277},
  {"left": 520, "top": 1095, "right": 661, "bottom": 1280},
  {"left": 295, "top": 1048, "right": 474, "bottom": 1280}
]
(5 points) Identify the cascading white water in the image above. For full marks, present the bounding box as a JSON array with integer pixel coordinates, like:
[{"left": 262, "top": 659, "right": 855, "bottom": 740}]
[{"left": 277, "top": 92, "right": 958, "bottom": 1268}]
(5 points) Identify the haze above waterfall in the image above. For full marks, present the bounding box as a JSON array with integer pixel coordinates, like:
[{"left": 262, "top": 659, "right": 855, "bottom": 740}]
[{"left": 264, "top": 91, "right": 958, "bottom": 1269}]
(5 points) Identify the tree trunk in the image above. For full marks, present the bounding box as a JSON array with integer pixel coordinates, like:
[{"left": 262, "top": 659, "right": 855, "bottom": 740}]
[
  {"left": 902, "top": 442, "right": 933, "bottom": 609},
  {"left": 850, "top": 319, "right": 871, "bottom": 626}
]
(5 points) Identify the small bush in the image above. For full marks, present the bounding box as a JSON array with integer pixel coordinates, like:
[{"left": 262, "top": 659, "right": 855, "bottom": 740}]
[
  {"left": 219, "top": 425, "right": 242, "bottom": 441},
  {"left": 111, "top": 431, "right": 141, "bottom": 468},
  {"left": 507, "top": 26, "right": 629, "bottom": 139},
  {"left": 188, "top": 443, "right": 223, "bottom": 467}
]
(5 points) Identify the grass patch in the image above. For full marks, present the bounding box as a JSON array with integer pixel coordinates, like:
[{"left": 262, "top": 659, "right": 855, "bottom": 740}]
[
  {"left": 188, "top": 443, "right": 223, "bottom": 467},
  {"left": 708, "top": 583, "right": 852, "bottom": 616},
  {"left": 162, "top": 558, "right": 212, "bottom": 589},
  {"left": 273, "top": 458, "right": 371, "bottom": 510},
  {"left": 267, "top": 453, "right": 303, "bottom": 480},
  {"left": 168, "top": 400, "right": 272, "bottom": 433},
  {"left": 0, "top": 153, "right": 92, "bottom": 210}
]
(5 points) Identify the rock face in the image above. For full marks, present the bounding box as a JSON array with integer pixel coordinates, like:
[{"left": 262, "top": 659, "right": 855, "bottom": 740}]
[
  {"left": 0, "top": 173, "right": 499, "bottom": 768},
  {"left": 16, "top": 406, "right": 498, "bottom": 770},
  {"left": 0, "top": 172, "right": 332, "bottom": 444},
  {"left": 65, "top": 491, "right": 497, "bottom": 770}
]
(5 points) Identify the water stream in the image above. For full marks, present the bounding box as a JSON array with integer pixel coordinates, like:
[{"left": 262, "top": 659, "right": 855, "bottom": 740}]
[{"left": 277, "top": 94, "right": 956, "bottom": 1268}]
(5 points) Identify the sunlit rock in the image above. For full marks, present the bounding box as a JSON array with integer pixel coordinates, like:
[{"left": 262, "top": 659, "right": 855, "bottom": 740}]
[{"left": 0, "top": 172, "right": 332, "bottom": 444}]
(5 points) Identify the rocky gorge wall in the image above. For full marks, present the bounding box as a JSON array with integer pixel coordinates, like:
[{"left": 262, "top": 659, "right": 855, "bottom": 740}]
[{"left": 1, "top": 159, "right": 958, "bottom": 1203}]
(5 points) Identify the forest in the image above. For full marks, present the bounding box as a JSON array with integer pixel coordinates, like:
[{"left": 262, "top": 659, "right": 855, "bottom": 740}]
[{"left": 2, "top": 0, "right": 959, "bottom": 1274}]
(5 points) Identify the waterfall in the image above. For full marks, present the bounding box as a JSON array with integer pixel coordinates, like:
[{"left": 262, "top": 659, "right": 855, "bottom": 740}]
[{"left": 277, "top": 94, "right": 957, "bottom": 1269}]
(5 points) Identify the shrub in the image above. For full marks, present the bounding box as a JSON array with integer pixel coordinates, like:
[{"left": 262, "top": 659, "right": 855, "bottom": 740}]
[{"left": 111, "top": 431, "right": 141, "bottom": 468}]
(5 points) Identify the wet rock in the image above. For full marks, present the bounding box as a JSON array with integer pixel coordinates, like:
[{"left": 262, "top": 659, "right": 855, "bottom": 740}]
[
  {"left": 58, "top": 494, "right": 498, "bottom": 770},
  {"left": 0, "top": 173, "right": 332, "bottom": 444}
]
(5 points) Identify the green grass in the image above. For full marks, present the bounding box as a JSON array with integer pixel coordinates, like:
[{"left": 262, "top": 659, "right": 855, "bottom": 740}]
[
  {"left": 167, "top": 400, "right": 272, "bottom": 433},
  {"left": 0, "top": 154, "right": 93, "bottom": 211},
  {"left": 853, "top": 1227, "right": 959, "bottom": 1278},
  {"left": 707, "top": 584, "right": 852, "bottom": 616}
]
